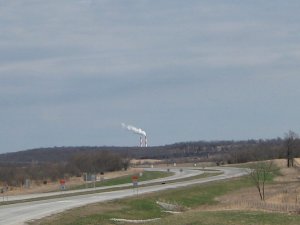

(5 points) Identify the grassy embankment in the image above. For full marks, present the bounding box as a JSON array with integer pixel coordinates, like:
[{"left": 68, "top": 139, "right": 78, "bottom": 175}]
[{"left": 29, "top": 163, "right": 300, "bottom": 225}]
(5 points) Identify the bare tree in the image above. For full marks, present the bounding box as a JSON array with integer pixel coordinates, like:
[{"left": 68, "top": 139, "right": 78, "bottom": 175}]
[
  {"left": 285, "top": 130, "right": 299, "bottom": 168},
  {"left": 249, "top": 161, "right": 274, "bottom": 201}
]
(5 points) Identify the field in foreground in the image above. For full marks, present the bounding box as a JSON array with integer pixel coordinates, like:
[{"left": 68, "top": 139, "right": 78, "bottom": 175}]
[{"left": 28, "top": 161, "right": 300, "bottom": 225}]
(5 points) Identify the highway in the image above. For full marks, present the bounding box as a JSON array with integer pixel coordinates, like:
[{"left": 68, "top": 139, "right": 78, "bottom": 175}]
[
  {"left": 0, "top": 167, "right": 248, "bottom": 225},
  {"left": 1, "top": 167, "right": 203, "bottom": 202}
]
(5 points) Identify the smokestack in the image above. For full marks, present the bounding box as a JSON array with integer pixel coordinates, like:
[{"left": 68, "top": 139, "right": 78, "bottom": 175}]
[
  {"left": 145, "top": 136, "right": 147, "bottom": 147},
  {"left": 140, "top": 136, "right": 143, "bottom": 147},
  {"left": 122, "top": 123, "right": 147, "bottom": 148}
]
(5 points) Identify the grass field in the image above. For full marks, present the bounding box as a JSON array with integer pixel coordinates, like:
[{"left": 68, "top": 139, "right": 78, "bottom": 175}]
[
  {"left": 29, "top": 163, "right": 300, "bottom": 225},
  {"left": 28, "top": 176, "right": 269, "bottom": 225}
]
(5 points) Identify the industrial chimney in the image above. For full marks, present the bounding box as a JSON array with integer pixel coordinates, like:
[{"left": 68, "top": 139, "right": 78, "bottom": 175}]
[
  {"left": 121, "top": 123, "right": 147, "bottom": 148},
  {"left": 140, "top": 136, "right": 143, "bottom": 147},
  {"left": 144, "top": 136, "right": 147, "bottom": 147}
]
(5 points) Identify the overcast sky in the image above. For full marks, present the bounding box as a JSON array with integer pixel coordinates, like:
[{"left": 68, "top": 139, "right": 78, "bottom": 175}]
[{"left": 1, "top": 0, "right": 300, "bottom": 153}]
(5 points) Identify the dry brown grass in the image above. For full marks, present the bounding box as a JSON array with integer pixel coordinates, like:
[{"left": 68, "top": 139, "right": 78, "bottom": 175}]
[
  {"left": 130, "top": 159, "right": 163, "bottom": 165},
  {"left": 7, "top": 167, "right": 144, "bottom": 196},
  {"left": 6, "top": 176, "right": 83, "bottom": 195},
  {"left": 215, "top": 158, "right": 300, "bottom": 212}
]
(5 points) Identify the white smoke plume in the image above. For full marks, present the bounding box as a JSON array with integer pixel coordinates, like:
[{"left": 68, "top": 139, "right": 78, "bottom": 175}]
[{"left": 121, "top": 123, "right": 146, "bottom": 136}]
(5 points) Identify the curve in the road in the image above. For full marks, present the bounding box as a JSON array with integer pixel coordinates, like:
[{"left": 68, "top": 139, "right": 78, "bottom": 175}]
[{"left": 0, "top": 167, "right": 248, "bottom": 225}]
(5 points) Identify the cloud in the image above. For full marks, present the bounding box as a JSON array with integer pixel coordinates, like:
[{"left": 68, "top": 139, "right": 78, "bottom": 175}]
[{"left": 0, "top": 0, "right": 300, "bottom": 152}]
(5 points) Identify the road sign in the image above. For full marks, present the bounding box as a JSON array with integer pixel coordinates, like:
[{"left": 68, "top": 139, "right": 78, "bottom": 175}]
[
  {"left": 60, "top": 179, "right": 66, "bottom": 190},
  {"left": 60, "top": 179, "right": 65, "bottom": 185},
  {"left": 131, "top": 175, "right": 139, "bottom": 188},
  {"left": 133, "top": 180, "right": 138, "bottom": 187},
  {"left": 131, "top": 175, "right": 138, "bottom": 181},
  {"left": 131, "top": 175, "right": 139, "bottom": 196}
]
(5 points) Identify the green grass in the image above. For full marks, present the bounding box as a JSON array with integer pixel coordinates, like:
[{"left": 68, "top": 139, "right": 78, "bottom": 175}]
[
  {"left": 155, "top": 176, "right": 253, "bottom": 207},
  {"left": 28, "top": 198, "right": 166, "bottom": 225},
  {"left": 71, "top": 171, "right": 173, "bottom": 190},
  {"left": 107, "top": 198, "right": 165, "bottom": 220}
]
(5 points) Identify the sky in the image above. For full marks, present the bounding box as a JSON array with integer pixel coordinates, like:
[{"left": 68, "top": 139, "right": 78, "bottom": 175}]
[{"left": 0, "top": 0, "right": 300, "bottom": 153}]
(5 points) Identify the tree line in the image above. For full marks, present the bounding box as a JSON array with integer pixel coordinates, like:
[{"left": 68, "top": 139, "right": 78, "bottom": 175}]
[
  {"left": 1, "top": 138, "right": 299, "bottom": 167},
  {"left": 1, "top": 131, "right": 299, "bottom": 186},
  {"left": 0, "top": 151, "right": 130, "bottom": 186}
]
